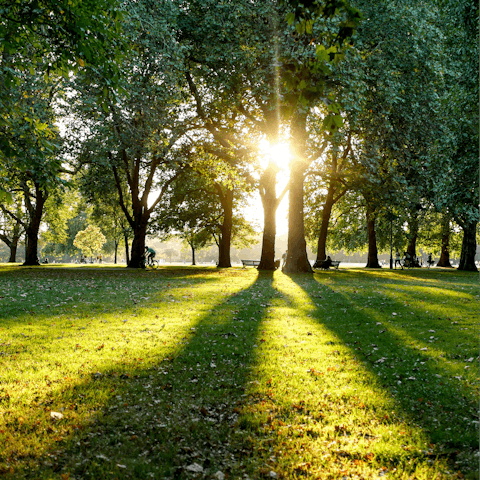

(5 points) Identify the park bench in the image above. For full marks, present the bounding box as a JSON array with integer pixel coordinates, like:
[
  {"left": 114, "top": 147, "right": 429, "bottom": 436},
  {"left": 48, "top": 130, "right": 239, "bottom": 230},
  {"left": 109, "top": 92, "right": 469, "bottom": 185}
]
[
  {"left": 241, "top": 260, "right": 260, "bottom": 268},
  {"left": 313, "top": 259, "right": 340, "bottom": 270}
]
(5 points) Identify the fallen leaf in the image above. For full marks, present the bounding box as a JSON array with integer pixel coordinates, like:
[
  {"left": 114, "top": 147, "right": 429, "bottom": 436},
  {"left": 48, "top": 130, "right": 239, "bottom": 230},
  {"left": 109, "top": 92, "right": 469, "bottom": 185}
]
[{"left": 185, "top": 463, "right": 203, "bottom": 473}]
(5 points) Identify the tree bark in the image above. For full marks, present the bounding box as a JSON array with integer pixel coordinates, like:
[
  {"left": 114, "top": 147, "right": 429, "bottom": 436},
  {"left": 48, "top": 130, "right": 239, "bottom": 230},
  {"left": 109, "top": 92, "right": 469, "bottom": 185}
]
[
  {"left": 191, "top": 245, "right": 196, "bottom": 265},
  {"left": 314, "top": 148, "right": 348, "bottom": 264},
  {"left": 365, "top": 202, "right": 381, "bottom": 268},
  {"left": 0, "top": 225, "right": 20, "bottom": 263},
  {"left": 24, "top": 224, "right": 40, "bottom": 265},
  {"left": 8, "top": 241, "right": 18, "bottom": 263},
  {"left": 124, "top": 233, "right": 130, "bottom": 264},
  {"left": 129, "top": 221, "right": 148, "bottom": 268},
  {"left": 437, "top": 214, "right": 452, "bottom": 267},
  {"left": 315, "top": 187, "right": 335, "bottom": 264},
  {"left": 217, "top": 188, "right": 233, "bottom": 268},
  {"left": 458, "top": 221, "right": 478, "bottom": 271},
  {"left": 258, "top": 162, "right": 279, "bottom": 270},
  {"left": 283, "top": 110, "right": 312, "bottom": 273},
  {"left": 406, "top": 215, "right": 418, "bottom": 260},
  {"left": 23, "top": 181, "right": 47, "bottom": 266}
]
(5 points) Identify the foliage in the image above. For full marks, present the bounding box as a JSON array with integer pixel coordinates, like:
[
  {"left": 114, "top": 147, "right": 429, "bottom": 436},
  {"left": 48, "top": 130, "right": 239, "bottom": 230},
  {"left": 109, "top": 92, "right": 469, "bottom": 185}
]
[
  {"left": 0, "top": 0, "right": 126, "bottom": 196},
  {"left": 73, "top": 225, "right": 106, "bottom": 258}
]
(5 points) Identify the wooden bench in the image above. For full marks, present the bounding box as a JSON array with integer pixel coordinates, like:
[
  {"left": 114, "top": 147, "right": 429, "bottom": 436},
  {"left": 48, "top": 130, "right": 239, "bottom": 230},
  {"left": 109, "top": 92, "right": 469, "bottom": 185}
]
[
  {"left": 241, "top": 260, "right": 260, "bottom": 268},
  {"left": 313, "top": 259, "right": 340, "bottom": 270}
]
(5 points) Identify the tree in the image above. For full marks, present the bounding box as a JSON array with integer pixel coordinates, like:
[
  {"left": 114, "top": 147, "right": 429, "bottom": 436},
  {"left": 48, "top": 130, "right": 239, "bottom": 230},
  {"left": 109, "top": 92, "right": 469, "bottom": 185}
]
[
  {"left": 73, "top": 225, "right": 106, "bottom": 261},
  {"left": 431, "top": 0, "right": 479, "bottom": 271},
  {"left": 0, "top": 66, "right": 67, "bottom": 265},
  {"left": 179, "top": 0, "right": 359, "bottom": 272},
  {"left": 0, "top": 0, "right": 125, "bottom": 160},
  {"left": 312, "top": 0, "right": 446, "bottom": 268},
  {"left": 154, "top": 167, "right": 256, "bottom": 267},
  {"left": 69, "top": 0, "right": 191, "bottom": 268},
  {"left": 180, "top": 228, "right": 213, "bottom": 266},
  {"left": 305, "top": 127, "right": 351, "bottom": 264}
]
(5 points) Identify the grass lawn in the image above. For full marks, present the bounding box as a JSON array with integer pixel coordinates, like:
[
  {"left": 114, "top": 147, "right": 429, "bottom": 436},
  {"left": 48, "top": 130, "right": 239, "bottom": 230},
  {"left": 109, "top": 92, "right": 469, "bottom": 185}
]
[{"left": 0, "top": 264, "right": 478, "bottom": 479}]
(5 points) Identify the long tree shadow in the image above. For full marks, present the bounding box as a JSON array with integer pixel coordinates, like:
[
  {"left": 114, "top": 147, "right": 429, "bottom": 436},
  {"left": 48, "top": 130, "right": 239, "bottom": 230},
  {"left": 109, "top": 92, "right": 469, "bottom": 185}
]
[
  {"left": 287, "top": 271, "right": 478, "bottom": 475},
  {"left": 16, "top": 269, "right": 279, "bottom": 479}
]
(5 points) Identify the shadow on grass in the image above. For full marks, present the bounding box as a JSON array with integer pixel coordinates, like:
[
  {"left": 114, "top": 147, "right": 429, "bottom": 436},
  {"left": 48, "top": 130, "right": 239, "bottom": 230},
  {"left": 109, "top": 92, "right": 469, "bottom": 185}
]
[
  {"left": 287, "top": 271, "right": 478, "bottom": 474},
  {"left": 9, "top": 269, "right": 278, "bottom": 479}
]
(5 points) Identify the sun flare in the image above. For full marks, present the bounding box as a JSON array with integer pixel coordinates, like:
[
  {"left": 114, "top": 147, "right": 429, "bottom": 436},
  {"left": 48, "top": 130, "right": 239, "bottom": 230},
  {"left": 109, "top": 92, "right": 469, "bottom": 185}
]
[{"left": 259, "top": 139, "right": 292, "bottom": 170}]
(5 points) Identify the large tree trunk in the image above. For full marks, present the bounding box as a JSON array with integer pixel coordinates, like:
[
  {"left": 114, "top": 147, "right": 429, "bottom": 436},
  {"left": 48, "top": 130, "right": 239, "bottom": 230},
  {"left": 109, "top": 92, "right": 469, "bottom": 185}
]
[
  {"left": 128, "top": 221, "right": 148, "bottom": 268},
  {"left": 437, "top": 214, "right": 452, "bottom": 267},
  {"left": 217, "top": 188, "right": 233, "bottom": 268},
  {"left": 23, "top": 181, "right": 47, "bottom": 266},
  {"left": 458, "top": 221, "right": 478, "bottom": 271},
  {"left": 114, "top": 239, "right": 119, "bottom": 264},
  {"left": 24, "top": 224, "right": 41, "bottom": 266},
  {"left": 365, "top": 202, "right": 381, "bottom": 268},
  {"left": 8, "top": 241, "right": 18, "bottom": 263},
  {"left": 258, "top": 163, "right": 279, "bottom": 270},
  {"left": 283, "top": 110, "right": 312, "bottom": 273},
  {"left": 406, "top": 216, "right": 418, "bottom": 260}
]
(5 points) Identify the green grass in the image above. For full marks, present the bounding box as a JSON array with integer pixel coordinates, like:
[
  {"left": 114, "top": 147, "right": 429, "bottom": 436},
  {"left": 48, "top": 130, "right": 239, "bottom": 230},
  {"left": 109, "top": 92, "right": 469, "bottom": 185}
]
[{"left": 0, "top": 264, "right": 478, "bottom": 479}]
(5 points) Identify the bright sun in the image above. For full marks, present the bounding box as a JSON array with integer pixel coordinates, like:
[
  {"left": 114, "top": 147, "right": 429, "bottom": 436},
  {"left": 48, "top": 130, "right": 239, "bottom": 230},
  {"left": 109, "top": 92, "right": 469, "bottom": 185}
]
[{"left": 259, "top": 139, "right": 292, "bottom": 170}]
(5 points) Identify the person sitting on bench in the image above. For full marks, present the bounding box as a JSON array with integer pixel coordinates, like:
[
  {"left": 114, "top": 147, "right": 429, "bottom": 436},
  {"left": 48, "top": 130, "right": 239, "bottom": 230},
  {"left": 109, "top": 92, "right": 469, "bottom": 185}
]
[{"left": 313, "top": 256, "right": 333, "bottom": 269}]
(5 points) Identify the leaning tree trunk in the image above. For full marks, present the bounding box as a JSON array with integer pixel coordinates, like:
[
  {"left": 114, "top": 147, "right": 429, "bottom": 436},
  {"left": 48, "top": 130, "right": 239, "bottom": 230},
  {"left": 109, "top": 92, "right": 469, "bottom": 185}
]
[
  {"left": 437, "top": 214, "right": 452, "bottom": 267},
  {"left": 0, "top": 230, "right": 20, "bottom": 263},
  {"left": 458, "top": 221, "right": 478, "bottom": 272},
  {"left": 365, "top": 202, "right": 381, "bottom": 268},
  {"left": 258, "top": 163, "right": 279, "bottom": 270},
  {"left": 315, "top": 186, "right": 336, "bottom": 264},
  {"left": 217, "top": 188, "right": 233, "bottom": 268},
  {"left": 283, "top": 110, "right": 312, "bottom": 274}
]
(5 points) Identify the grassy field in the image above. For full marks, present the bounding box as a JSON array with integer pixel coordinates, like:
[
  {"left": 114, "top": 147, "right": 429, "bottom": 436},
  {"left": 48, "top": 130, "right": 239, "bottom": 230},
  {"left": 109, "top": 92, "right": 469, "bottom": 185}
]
[{"left": 0, "top": 264, "right": 477, "bottom": 479}]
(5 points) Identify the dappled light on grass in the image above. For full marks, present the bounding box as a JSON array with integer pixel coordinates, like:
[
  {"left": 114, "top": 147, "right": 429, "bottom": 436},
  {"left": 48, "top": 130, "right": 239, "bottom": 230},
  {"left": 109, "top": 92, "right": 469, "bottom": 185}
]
[
  {"left": 241, "top": 273, "right": 448, "bottom": 479},
  {"left": 0, "top": 267, "right": 259, "bottom": 478},
  {"left": 0, "top": 266, "right": 477, "bottom": 479}
]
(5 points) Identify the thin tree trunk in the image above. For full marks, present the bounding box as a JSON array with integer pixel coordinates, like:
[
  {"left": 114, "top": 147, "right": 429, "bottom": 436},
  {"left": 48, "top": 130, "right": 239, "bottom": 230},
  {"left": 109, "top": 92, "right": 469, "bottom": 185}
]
[
  {"left": 124, "top": 233, "right": 130, "bottom": 264},
  {"left": 191, "top": 245, "right": 196, "bottom": 265},
  {"left": 114, "top": 239, "right": 119, "bottom": 264},
  {"left": 458, "top": 221, "right": 478, "bottom": 271},
  {"left": 365, "top": 202, "right": 381, "bottom": 268},
  {"left": 283, "top": 110, "right": 312, "bottom": 273},
  {"left": 437, "top": 214, "right": 452, "bottom": 267}
]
